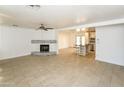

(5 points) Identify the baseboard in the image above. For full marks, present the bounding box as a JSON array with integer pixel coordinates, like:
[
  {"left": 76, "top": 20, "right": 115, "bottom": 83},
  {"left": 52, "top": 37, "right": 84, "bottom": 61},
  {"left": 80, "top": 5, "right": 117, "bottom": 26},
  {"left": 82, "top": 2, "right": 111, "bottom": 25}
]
[
  {"left": 95, "top": 58, "right": 124, "bottom": 67},
  {"left": 0, "top": 53, "right": 31, "bottom": 64}
]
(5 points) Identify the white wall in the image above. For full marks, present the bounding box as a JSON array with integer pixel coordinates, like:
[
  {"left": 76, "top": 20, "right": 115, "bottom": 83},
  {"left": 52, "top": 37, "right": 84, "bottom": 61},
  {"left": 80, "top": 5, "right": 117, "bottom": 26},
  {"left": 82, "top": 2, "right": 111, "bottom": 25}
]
[
  {"left": 96, "top": 24, "right": 124, "bottom": 66},
  {"left": 58, "top": 31, "right": 70, "bottom": 49},
  {"left": 0, "top": 25, "right": 36, "bottom": 60},
  {"left": 32, "top": 30, "right": 58, "bottom": 53},
  {"left": 0, "top": 26, "right": 58, "bottom": 60},
  {"left": 58, "top": 31, "right": 76, "bottom": 49},
  {"left": 33, "top": 30, "right": 57, "bottom": 40},
  {"left": 68, "top": 32, "right": 76, "bottom": 47}
]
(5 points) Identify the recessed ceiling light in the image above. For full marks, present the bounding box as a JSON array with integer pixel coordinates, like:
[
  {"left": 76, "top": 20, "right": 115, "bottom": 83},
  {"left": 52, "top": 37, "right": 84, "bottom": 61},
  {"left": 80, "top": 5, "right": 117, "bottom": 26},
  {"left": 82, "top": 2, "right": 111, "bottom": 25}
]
[
  {"left": 81, "top": 28, "right": 86, "bottom": 31},
  {"left": 76, "top": 28, "right": 80, "bottom": 32}
]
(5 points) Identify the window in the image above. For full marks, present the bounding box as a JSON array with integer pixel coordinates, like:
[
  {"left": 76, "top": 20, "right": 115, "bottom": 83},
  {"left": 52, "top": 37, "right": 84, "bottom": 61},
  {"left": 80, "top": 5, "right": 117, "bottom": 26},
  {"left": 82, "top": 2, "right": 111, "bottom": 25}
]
[
  {"left": 76, "top": 35, "right": 85, "bottom": 46},
  {"left": 76, "top": 36, "right": 81, "bottom": 45},
  {"left": 81, "top": 36, "right": 85, "bottom": 46}
]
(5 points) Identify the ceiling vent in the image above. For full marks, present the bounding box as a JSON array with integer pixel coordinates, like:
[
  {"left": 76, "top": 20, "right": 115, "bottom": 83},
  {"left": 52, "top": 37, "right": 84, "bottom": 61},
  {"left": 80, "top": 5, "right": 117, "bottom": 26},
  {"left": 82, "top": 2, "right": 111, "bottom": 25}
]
[
  {"left": 12, "top": 24, "right": 18, "bottom": 27},
  {"left": 27, "top": 5, "right": 41, "bottom": 9}
]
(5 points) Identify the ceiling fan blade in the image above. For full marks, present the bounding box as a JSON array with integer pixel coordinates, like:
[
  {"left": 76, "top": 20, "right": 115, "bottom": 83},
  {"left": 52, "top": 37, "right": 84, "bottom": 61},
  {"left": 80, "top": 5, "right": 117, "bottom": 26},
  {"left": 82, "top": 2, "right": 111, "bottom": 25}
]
[
  {"left": 44, "top": 28, "right": 48, "bottom": 31},
  {"left": 36, "top": 28, "right": 40, "bottom": 30},
  {"left": 36, "top": 24, "right": 54, "bottom": 31},
  {"left": 46, "top": 28, "right": 54, "bottom": 29},
  {"left": 36, "top": 26, "right": 43, "bottom": 30}
]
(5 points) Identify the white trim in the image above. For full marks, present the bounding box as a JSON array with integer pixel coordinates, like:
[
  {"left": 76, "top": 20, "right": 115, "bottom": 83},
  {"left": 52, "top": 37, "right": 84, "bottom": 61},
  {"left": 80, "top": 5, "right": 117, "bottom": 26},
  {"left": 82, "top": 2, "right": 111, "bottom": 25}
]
[
  {"left": 0, "top": 53, "right": 31, "bottom": 61},
  {"left": 57, "top": 18, "right": 124, "bottom": 31}
]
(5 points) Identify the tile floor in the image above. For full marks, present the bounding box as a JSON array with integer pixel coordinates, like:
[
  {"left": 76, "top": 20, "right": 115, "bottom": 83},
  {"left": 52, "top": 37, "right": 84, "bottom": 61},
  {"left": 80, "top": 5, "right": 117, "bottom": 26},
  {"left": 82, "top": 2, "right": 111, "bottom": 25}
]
[{"left": 0, "top": 48, "right": 124, "bottom": 87}]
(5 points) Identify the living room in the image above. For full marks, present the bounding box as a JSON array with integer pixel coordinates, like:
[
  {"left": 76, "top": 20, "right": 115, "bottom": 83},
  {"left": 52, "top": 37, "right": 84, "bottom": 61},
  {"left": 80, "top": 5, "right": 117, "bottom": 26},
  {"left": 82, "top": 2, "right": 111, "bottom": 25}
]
[{"left": 0, "top": 5, "right": 124, "bottom": 87}]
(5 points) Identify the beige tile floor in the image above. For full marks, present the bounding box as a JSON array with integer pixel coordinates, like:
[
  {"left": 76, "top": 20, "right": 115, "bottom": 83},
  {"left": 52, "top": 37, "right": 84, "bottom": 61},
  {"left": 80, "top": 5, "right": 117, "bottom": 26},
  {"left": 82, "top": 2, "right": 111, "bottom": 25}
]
[{"left": 0, "top": 48, "right": 124, "bottom": 87}]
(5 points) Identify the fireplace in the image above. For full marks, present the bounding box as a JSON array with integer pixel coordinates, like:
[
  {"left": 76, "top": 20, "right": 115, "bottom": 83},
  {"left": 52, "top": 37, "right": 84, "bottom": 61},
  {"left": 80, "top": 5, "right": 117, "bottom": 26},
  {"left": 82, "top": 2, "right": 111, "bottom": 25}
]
[{"left": 40, "top": 45, "right": 49, "bottom": 52}]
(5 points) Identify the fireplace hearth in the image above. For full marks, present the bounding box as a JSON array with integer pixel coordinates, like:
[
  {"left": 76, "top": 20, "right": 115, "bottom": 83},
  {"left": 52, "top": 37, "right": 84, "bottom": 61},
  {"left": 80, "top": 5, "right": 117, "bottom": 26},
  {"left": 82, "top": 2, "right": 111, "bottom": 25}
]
[{"left": 40, "top": 45, "right": 49, "bottom": 52}]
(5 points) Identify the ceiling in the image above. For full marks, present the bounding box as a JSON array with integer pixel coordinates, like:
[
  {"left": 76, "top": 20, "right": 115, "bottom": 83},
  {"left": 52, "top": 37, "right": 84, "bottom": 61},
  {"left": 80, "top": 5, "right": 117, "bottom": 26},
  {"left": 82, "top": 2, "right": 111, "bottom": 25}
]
[{"left": 0, "top": 5, "right": 124, "bottom": 29}]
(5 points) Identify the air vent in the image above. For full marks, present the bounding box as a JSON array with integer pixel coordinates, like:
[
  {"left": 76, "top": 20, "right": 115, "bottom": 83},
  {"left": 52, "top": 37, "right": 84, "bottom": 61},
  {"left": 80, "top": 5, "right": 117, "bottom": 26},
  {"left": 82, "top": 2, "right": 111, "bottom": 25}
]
[
  {"left": 12, "top": 24, "right": 18, "bottom": 27},
  {"left": 27, "top": 5, "right": 41, "bottom": 9},
  {"left": 29, "top": 5, "right": 40, "bottom": 8}
]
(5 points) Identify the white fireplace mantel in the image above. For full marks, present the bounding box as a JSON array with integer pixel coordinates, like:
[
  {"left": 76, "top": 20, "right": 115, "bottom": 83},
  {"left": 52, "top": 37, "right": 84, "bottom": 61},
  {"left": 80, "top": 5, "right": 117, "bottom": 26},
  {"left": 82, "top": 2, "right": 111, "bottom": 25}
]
[{"left": 31, "top": 40, "right": 58, "bottom": 55}]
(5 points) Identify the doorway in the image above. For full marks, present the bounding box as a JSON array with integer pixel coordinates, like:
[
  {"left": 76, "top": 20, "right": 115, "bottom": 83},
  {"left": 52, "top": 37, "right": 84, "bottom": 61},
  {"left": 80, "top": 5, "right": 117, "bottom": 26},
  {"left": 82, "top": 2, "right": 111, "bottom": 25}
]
[{"left": 58, "top": 27, "right": 96, "bottom": 57}]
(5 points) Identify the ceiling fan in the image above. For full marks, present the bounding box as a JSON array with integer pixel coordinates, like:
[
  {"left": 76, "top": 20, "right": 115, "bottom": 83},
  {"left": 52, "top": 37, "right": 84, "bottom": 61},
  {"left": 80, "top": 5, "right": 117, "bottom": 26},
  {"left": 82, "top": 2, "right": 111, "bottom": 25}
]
[{"left": 36, "top": 24, "right": 54, "bottom": 31}]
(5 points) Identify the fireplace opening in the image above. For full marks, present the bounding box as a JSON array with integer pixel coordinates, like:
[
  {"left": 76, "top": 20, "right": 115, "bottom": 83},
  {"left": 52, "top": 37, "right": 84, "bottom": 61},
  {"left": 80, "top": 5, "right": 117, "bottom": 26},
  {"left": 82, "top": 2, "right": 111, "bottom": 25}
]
[{"left": 40, "top": 45, "right": 49, "bottom": 52}]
